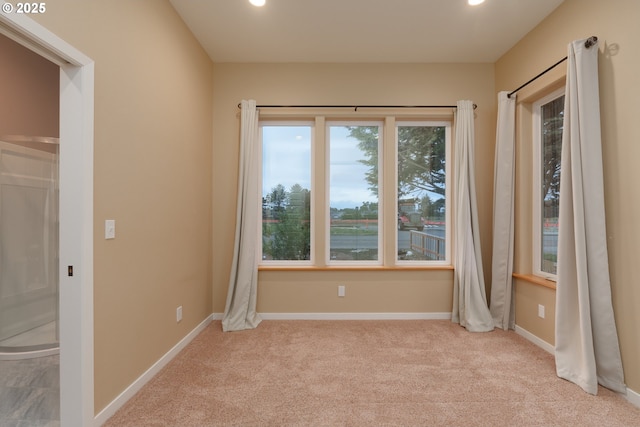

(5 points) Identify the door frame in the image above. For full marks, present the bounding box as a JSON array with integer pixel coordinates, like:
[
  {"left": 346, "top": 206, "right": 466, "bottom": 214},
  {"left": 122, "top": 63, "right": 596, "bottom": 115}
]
[{"left": 0, "top": 13, "right": 95, "bottom": 427}]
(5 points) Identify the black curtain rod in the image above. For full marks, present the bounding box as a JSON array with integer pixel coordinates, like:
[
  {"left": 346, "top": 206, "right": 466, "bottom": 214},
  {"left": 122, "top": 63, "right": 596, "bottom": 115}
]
[
  {"left": 507, "top": 36, "right": 598, "bottom": 98},
  {"left": 237, "top": 103, "right": 477, "bottom": 111}
]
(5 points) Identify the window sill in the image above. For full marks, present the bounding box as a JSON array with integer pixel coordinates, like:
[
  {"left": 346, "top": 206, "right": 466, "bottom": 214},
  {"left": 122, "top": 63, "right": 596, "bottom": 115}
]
[
  {"left": 512, "top": 273, "right": 556, "bottom": 290},
  {"left": 259, "top": 265, "right": 454, "bottom": 272}
]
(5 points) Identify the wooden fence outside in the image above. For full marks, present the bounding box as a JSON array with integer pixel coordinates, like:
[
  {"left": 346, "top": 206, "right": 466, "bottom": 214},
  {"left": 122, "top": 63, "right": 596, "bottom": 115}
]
[{"left": 410, "top": 230, "right": 446, "bottom": 260}]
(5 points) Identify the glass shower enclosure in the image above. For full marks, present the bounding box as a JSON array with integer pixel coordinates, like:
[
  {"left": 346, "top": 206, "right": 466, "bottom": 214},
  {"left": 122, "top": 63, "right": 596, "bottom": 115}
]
[{"left": 0, "top": 135, "right": 59, "bottom": 359}]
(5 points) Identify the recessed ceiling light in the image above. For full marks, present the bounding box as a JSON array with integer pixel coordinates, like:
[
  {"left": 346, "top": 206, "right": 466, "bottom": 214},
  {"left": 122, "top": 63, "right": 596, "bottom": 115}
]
[
  {"left": 249, "top": 0, "right": 266, "bottom": 6},
  {"left": 469, "top": 0, "right": 485, "bottom": 5}
]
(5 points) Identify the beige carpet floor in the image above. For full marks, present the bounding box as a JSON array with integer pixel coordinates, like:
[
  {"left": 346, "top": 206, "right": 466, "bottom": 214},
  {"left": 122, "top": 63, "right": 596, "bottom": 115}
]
[{"left": 105, "top": 320, "right": 640, "bottom": 426}]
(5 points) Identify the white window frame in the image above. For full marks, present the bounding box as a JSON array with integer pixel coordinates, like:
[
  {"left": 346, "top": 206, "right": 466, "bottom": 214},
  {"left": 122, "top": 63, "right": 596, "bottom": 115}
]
[
  {"left": 395, "top": 121, "right": 452, "bottom": 266},
  {"left": 532, "top": 87, "right": 564, "bottom": 280},
  {"left": 326, "top": 121, "right": 383, "bottom": 266},
  {"left": 259, "top": 121, "right": 315, "bottom": 266},
  {"left": 257, "top": 112, "right": 453, "bottom": 269}
]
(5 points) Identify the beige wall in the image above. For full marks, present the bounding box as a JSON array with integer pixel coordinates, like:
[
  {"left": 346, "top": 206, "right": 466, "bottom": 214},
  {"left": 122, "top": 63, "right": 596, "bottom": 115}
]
[
  {"left": 0, "top": 34, "right": 58, "bottom": 137},
  {"left": 32, "top": 0, "right": 214, "bottom": 413},
  {"left": 258, "top": 269, "right": 454, "bottom": 313},
  {"left": 513, "top": 278, "right": 556, "bottom": 346},
  {"left": 212, "top": 63, "right": 496, "bottom": 314},
  {"left": 496, "top": 0, "right": 640, "bottom": 392},
  {"left": 22, "top": 0, "right": 639, "bottom": 416}
]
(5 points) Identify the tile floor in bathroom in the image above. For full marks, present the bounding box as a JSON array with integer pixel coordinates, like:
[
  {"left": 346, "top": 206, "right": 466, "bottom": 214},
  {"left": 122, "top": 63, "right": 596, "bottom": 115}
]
[{"left": 0, "top": 354, "right": 60, "bottom": 427}]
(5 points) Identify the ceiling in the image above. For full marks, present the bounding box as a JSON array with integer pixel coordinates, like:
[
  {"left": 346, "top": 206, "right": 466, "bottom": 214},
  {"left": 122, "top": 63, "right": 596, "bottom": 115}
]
[{"left": 169, "top": 0, "right": 564, "bottom": 63}]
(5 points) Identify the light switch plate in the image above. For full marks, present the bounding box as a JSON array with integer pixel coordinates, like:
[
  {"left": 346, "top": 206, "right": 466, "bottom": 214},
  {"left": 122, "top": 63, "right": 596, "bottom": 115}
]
[{"left": 105, "top": 220, "right": 116, "bottom": 239}]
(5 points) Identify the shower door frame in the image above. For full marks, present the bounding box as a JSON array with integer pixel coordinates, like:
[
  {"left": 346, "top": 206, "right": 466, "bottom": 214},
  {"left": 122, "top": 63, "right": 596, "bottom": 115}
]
[
  {"left": 0, "top": 13, "right": 95, "bottom": 427},
  {"left": 0, "top": 140, "right": 59, "bottom": 345}
]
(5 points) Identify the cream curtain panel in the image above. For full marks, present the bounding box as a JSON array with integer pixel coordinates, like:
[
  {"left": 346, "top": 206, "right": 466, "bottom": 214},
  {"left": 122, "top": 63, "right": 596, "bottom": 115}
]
[
  {"left": 452, "top": 100, "right": 494, "bottom": 332},
  {"left": 555, "top": 39, "right": 625, "bottom": 394},
  {"left": 489, "top": 92, "right": 516, "bottom": 330},
  {"left": 222, "top": 100, "right": 262, "bottom": 332}
]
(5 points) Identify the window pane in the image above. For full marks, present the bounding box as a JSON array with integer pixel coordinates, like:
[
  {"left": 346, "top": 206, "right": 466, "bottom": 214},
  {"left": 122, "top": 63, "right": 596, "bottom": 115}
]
[
  {"left": 540, "top": 96, "right": 564, "bottom": 275},
  {"left": 262, "top": 125, "right": 311, "bottom": 261},
  {"left": 397, "top": 125, "right": 446, "bottom": 261},
  {"left": 329, "top": 125, "right": 380, "bottom": 262}
]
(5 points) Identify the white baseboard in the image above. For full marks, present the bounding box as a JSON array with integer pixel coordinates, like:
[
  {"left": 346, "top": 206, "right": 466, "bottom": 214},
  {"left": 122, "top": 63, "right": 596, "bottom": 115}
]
[
  {"left": 514, "top": 325, "right": 555, "bottom": 354},
  {"left": 626, "top": 386, "right": 640, "bottom": 408},
  {"left": 94, "top": 314, "right": 214, "bottom": 426},
  {"left": 91, "top": 312, "right": 640, "bottom": 423},
  {"left": 513, "top": 326, "right": 640, "bottom": 409},
  {"left": 258, "top": 312, "right": 452, "bottom": 320}
]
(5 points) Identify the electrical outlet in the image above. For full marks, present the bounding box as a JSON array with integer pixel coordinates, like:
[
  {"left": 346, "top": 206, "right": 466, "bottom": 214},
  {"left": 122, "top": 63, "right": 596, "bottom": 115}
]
[
  {"left": 338, "top": 285, "right": 345, "bottom": 297},
  {"left": 538, "top": 304, "right": 545, "bottom": 319},
  {"left": 176, "top": 306, "right": 183, "bottom": 322}
]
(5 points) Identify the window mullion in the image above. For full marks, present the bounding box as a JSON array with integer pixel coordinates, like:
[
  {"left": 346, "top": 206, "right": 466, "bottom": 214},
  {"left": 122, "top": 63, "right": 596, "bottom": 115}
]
[
  {"left": 314, "top": 116, "right": 326, "bottom": 267},
  {"left": 383, "top": 116, "right": 396, "bottom": 266}
]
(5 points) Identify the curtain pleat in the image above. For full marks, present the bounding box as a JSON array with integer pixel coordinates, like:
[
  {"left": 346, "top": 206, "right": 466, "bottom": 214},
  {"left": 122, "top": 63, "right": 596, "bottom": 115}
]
[
  {"left": 489, "top": 92, "right": 516, "bottom": 330},
  {"left": 222, "top": 100, "right": 262, "bottom": 332},
  {"left": 452, "top": 100, "right": 494, "bottom": 332},
  {"left": 554, "top": 39, "right": 625, "bottom": 394}
]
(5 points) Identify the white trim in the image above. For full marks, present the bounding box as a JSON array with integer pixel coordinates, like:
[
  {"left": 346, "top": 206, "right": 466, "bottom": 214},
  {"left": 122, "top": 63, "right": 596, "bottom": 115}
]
[
  {"left": 394, "top": 120, "right": 452, "bottom": 265},
  {"left": 513, "top": 326, "right": 640, "bottom": 409},
  {"left": 1, "top": 13, "right": 95, "bottom": 427},
  {"left": 94, "top": 315, "right": 214, "bottom": 426},
  {"left": 531, "top": 87, "right": 564, "bottom": 280},
  {"left": 515, "top": 325, "right": 555, "bottom": 354},
  {"left": 625, "top": 387, "right": 640, "bottom": 409},
  {"left": 258, "top": 121, "right": 315, "bottom": 266},
  {"left": 92, "top": 312, "right": 640, "bottom": 416},
  {"left": 59, "top": 59, "right": 95, "bottom": 427},
  {"left": 0, "top": 10, "right": 91, "bottom": 66},
  {"left": 258, "top": 312, "right": 452, "bottom": 320},
  {"left": 326, "top": 121, "right": 384, "bottom": 266}
]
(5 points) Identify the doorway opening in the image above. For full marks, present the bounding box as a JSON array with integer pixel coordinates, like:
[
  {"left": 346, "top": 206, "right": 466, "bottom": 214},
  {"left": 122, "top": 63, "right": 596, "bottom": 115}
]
[{"left": 0, "top": 13, "right": 95, "bottom": 426}]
